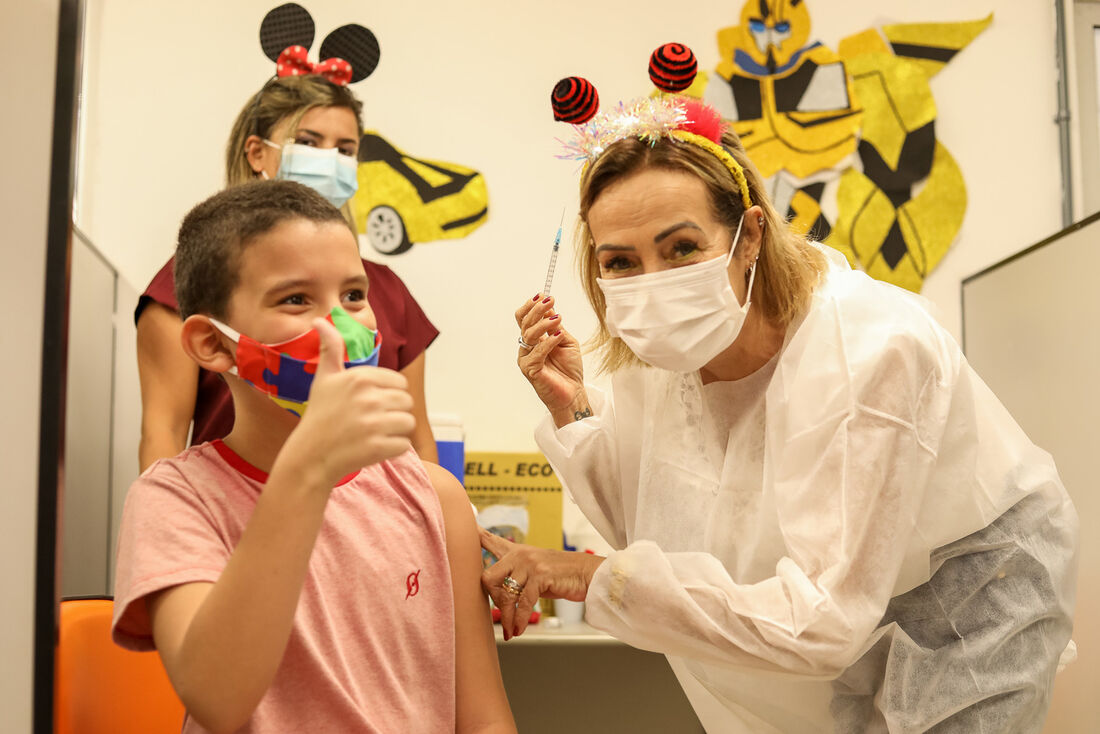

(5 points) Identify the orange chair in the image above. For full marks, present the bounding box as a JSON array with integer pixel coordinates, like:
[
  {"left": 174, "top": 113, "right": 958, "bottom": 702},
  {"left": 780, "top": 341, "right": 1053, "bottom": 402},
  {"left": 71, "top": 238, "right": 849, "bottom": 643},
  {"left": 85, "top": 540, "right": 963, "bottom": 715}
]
[{"left": 56, "top": 596, "right": 186, "bottom": 734}]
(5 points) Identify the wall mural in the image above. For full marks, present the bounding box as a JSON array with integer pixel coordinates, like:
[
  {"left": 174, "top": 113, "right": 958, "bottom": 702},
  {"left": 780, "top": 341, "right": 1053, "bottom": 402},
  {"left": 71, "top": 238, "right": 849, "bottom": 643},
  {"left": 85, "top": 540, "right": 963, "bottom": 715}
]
[
  {"left": 260, "top": 4, "right": 489, "bottom": 257},
  {"left": 354, "top": 133, "right": 488, "bottom": 256},
  {"left": 688, "top": 0, "right": 991, "bottom": 292}
]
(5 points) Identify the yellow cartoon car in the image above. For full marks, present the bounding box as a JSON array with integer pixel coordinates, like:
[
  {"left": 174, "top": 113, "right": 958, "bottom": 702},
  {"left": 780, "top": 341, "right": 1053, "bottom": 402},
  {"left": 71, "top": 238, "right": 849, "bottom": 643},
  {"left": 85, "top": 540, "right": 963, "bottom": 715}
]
[{"left": 352, "top": 131, "right": 489, "bottom": 255}]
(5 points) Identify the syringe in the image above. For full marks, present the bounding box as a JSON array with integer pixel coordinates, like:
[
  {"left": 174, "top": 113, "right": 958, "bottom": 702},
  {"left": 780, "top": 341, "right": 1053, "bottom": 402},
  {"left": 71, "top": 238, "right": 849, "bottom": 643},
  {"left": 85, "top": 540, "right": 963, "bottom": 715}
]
[{"left": 543, "top": 209, "right": 566, "bottom": 296}]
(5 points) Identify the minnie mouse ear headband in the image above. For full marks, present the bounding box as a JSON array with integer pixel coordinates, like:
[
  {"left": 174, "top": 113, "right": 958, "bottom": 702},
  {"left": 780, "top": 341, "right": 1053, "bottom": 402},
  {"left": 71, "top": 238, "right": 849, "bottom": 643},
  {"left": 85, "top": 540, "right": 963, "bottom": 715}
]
[
  {"left": 552, "top": 43, "right": 752, "bottom": 211},
  {"left": 258, "top": 3, "right": 380, "bottom": 86}
]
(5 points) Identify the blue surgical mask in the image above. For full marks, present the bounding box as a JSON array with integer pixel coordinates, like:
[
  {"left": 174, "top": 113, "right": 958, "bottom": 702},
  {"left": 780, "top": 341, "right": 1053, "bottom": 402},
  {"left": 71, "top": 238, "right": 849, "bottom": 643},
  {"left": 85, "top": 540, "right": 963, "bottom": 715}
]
[{"left": 264, "top": 140, "right": 359, "bottom": 209}]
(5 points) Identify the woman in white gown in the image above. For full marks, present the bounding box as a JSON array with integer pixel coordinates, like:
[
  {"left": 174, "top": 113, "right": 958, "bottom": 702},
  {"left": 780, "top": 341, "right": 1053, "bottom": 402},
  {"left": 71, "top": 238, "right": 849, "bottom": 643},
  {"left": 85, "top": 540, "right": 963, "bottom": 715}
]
[{"left": 481, "top": 74, "right": 1078, "bottom": 733}]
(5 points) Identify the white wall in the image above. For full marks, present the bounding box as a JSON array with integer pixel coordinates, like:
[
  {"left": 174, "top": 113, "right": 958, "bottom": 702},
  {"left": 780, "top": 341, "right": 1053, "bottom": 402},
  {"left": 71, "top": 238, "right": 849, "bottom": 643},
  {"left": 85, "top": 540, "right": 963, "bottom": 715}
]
[
  {"left": 1, "top": 0, "right": 60, "bottom": 730},
  {"left": 962, "top": 217, "right": 1100, "bottom": 733},
  {"left": 77, "top": 0, "right": 1064, "bottom": 454}
]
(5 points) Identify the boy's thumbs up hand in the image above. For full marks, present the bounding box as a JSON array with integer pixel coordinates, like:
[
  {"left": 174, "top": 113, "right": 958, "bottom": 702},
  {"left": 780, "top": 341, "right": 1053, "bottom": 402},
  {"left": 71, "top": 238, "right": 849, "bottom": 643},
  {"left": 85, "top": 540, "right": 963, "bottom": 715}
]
[
  {"left": 280, "top": 318, "right": 415, "bottom": 488},
  {"left": 313, "top": 315, "right": 348, "bottom": 377}
]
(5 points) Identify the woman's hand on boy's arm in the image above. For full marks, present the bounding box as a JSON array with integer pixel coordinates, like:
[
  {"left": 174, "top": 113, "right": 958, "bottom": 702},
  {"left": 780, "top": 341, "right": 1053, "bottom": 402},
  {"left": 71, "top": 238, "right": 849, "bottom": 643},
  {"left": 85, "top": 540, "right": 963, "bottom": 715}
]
[
  {"left": 426, "top": 462, "right": 518, "bottom": 734},
  {"left": 280, "top": 318, "right": 416, "bottom": 485}
]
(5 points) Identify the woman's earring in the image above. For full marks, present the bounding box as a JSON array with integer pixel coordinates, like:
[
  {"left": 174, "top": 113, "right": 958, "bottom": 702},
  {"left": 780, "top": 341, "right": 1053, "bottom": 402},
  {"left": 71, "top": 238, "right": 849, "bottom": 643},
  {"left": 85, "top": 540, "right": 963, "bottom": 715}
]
[{"left": 757, "top": 216, "right": 765, "bottom": 227}]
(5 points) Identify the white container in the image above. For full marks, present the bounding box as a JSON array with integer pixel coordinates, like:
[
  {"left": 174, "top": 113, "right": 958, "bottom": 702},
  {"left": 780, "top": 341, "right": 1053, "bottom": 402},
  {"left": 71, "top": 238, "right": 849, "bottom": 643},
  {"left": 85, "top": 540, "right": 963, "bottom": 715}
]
[{"left": 554, "top": 599, "right": 585, "bottom": 625}]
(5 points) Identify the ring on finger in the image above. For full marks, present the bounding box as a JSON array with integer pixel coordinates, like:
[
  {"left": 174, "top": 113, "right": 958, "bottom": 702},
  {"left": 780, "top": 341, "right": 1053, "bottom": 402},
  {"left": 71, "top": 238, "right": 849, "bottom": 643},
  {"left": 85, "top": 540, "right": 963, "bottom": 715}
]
[
  {"left": 518, "top": 337, "right": 534, "bottom": 350},
  {"left": 502, "top": 576, "right": 524, "bottom": 596}
]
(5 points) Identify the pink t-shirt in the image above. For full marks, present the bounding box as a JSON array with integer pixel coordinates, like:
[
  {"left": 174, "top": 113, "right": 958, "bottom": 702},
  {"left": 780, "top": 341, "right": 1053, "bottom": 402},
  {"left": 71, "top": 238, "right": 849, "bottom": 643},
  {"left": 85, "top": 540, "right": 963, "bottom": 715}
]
[{"left": 112, "top": 441, "right": 455, "bottom": 734}]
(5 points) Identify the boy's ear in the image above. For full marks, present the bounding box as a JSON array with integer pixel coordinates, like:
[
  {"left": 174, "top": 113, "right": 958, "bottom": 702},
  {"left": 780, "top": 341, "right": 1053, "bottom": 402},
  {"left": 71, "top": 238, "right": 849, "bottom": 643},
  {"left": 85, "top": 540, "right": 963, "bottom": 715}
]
[{"left": 180, "top": 315, "right": 236, "bottom": 373}]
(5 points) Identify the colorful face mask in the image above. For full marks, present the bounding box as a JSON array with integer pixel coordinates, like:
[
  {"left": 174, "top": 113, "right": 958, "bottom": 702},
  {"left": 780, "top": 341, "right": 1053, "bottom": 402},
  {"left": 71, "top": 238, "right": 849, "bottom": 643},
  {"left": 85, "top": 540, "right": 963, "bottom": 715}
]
[{"left": 210, "top": 307, "right": 380, "bottom": 417}]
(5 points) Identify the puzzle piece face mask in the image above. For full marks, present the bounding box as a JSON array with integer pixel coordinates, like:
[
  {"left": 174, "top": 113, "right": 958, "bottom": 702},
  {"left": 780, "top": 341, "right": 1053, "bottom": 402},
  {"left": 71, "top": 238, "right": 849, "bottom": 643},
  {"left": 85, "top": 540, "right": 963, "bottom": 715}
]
[{"left": 210, "top": 307, "right": 380, "bottom": 417}]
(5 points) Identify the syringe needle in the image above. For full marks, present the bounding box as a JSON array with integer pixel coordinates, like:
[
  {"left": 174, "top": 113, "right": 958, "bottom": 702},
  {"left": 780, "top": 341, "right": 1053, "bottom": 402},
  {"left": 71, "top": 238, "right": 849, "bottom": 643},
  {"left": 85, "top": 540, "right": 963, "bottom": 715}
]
[{"left": 543, "top": 208, "right": 566, "bottom": 296}]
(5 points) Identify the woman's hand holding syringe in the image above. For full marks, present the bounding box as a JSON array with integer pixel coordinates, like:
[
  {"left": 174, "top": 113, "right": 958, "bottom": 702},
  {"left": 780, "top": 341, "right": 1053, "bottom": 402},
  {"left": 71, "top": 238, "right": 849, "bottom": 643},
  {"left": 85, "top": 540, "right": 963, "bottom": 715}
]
[{"left": 515, "top": 293, "right": 591, "bottom": 427}]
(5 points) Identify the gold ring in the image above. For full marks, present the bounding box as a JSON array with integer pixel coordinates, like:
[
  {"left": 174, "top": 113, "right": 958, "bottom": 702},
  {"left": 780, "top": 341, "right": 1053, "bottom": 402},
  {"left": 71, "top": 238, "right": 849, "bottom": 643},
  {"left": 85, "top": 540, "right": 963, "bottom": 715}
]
[{"left": 502, "top": 576, "right": 524, "bottom": 596}]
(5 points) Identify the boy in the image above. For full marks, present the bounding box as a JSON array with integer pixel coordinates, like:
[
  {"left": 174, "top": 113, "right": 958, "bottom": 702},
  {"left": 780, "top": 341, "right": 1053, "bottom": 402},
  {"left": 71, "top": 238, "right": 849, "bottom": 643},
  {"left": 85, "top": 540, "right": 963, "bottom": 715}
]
[{"left": 112, "top": 180, "right": 516, "bottom": 733}]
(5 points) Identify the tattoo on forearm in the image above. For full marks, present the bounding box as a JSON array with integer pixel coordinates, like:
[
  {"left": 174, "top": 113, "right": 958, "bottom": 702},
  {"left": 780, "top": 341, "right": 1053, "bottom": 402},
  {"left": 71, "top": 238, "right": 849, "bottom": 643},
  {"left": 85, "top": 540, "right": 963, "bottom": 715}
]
[{"left": 573, "top": 407, "right": 593, "bottom": 422}]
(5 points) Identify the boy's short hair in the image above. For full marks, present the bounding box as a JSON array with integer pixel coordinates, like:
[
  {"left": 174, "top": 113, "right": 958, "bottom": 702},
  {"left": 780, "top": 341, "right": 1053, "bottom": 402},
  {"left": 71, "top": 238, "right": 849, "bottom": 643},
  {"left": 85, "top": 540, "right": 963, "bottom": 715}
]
[{"left": 175, "top": 180, "right": 349, "bottom": 319}]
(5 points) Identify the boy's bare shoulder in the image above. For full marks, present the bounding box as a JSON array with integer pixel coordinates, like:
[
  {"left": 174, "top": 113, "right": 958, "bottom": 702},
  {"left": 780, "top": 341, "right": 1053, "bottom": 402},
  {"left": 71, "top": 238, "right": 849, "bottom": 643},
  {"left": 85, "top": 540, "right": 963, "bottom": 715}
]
[
  {"left": 419, "top": 461, "right": 481, "bottom": 526},
  {"left": 420, "top": 460, "right": 465, "bottom": 502}
]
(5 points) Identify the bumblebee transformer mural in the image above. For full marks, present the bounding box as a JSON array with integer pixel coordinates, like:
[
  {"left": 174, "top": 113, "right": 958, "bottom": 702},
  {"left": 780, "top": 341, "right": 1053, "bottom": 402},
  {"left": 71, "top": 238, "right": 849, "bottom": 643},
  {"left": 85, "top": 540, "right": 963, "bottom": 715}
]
[{"left": 694, "top": 0, "right": 990, "bottom": 291}]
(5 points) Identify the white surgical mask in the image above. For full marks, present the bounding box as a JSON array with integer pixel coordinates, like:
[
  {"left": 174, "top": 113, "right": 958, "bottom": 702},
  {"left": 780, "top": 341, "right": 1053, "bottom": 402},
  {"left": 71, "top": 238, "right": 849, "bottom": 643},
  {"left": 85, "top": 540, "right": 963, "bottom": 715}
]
[
  {"left": 264, "top": 140, "right": 359, "bottom": 209},
  {"left": 597, "top": 216, "right": 756, "bottom": 373}
]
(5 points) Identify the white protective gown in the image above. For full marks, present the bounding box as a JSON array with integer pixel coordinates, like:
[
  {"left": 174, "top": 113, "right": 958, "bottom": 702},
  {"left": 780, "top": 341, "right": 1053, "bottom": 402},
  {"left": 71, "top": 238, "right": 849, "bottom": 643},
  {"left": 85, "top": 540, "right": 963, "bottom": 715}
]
[{"left": 536, "top": 251, "right": 1078, "bottom": 733}]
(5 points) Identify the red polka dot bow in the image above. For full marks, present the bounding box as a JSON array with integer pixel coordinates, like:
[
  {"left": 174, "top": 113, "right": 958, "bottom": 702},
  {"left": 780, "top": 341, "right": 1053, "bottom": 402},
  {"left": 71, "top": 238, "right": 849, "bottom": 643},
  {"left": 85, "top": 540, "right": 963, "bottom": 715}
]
[{"left": 275, "top": 45, "right": 353, "bottom": 86}]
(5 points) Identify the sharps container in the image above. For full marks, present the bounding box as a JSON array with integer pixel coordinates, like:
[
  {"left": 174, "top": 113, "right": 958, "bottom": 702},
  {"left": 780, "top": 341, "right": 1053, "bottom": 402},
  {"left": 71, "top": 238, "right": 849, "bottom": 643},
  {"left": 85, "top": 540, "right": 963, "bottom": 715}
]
[{"left": 430, "top": 413, "right": 465, "bottom": 485}]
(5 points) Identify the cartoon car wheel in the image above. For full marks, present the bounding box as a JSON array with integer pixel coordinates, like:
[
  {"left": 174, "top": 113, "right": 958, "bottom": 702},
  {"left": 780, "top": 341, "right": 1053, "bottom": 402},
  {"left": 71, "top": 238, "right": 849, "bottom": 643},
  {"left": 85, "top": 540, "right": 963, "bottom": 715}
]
[{"left": 366, "top": 205, "right": 412, "bottom": 255}]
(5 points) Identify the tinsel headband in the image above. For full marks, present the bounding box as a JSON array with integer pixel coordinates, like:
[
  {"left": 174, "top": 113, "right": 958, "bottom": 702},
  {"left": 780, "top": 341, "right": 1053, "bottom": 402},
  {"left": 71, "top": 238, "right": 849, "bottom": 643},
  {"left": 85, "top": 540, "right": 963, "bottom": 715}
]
[{"left": 551, "top": 43, "right": 753, "bottom": 211}]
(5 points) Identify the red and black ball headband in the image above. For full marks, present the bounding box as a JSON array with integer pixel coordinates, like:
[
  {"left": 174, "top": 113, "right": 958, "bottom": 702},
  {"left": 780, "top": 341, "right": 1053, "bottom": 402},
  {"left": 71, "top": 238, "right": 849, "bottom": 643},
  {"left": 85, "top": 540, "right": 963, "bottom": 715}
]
[
  {"left": 551, "top": 42, "right": 700, "bottom": 124},
  {"left": 551, "top": 42, "right": 751, "bottom": 209}
]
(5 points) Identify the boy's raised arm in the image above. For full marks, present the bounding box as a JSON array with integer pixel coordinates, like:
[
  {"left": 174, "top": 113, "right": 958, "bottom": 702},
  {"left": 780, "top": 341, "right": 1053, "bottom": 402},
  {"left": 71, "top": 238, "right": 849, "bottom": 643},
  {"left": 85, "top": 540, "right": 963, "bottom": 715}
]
[
  {"left": 427, "top": 462, "right": 518, "bottom": 733},
  {"left": 147, "top": 455, "right": 334, "bottom": 733}
]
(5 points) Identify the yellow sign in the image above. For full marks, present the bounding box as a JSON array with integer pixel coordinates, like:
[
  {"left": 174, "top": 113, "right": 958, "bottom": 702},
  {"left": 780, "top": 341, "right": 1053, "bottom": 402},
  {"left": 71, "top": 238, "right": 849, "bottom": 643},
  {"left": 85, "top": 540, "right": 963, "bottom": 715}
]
[{"left": 465, "top": 451, "right": 563, "bottom": 551}]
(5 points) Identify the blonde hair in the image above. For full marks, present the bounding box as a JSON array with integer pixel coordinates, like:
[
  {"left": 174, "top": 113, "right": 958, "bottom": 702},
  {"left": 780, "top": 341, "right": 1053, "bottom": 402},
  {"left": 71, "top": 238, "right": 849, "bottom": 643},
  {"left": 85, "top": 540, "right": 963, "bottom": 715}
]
[
  {"left": 577, "top": 129, "right": 826, "bottom": 373},
  {"left": 225, "top": 76, "right": 364, "bottom": 226}
]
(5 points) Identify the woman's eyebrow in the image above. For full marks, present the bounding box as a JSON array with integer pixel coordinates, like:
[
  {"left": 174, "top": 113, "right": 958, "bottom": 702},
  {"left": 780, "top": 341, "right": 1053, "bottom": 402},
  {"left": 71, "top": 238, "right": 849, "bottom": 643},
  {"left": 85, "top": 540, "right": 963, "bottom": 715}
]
[
  {"left": 594, "top": 243, "right": 635, "bottom": 254},
  {"left": 654, "top": 221, "right": 703, "bottom": 242}
]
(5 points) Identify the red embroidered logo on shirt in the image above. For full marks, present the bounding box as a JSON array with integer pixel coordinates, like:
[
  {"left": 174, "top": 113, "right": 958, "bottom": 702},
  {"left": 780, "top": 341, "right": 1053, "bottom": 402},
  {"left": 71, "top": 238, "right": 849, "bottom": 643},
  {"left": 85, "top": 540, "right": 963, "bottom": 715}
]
[{"left": 405, "top": 569, "right": 421, "bottom": 599}]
